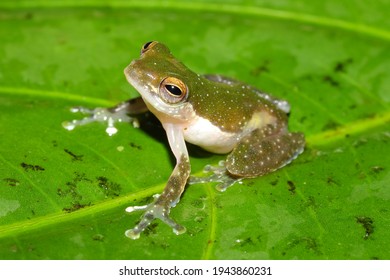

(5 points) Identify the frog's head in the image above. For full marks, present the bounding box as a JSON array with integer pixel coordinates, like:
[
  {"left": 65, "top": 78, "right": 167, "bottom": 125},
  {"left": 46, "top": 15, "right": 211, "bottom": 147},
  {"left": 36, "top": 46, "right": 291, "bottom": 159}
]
[{"left": 124, "top": 41, "right": 199, "bottom": 123}]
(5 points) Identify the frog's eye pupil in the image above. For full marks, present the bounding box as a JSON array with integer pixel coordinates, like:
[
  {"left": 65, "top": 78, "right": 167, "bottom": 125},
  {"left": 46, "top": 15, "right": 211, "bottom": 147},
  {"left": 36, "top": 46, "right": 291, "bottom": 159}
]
[
  {"left": 143, "top": 41, "right": 153, "bottom": 50},
  {"left": 141, "top": 41, "right": 158, "bottom": 54},
  {"left": 160, "top": 77, "right": 188, "bottom": 104},
  {"left": 165, "top": 84, "right": 182, "bottom": 96}
]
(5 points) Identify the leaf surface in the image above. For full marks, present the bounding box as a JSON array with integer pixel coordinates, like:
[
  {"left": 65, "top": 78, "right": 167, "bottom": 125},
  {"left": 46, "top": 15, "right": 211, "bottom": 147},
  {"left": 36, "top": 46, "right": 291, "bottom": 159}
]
[{"left": 0, "top": 0, "right": 389, "bottom": 259}]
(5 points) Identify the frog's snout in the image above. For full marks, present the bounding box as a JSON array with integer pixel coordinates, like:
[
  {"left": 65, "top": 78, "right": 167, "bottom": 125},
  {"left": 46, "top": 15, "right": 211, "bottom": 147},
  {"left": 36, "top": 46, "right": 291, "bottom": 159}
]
[{"left": 124, "top": 60, "right": 136, "bottom": 77}]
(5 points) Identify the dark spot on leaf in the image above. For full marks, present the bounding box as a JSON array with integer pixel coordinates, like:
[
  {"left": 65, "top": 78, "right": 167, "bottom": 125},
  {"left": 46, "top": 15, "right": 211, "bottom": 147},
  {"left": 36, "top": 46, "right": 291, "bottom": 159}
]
[
  {"left": 327, "top": 177, "right": 339, "bottom": 186},
  {"left": 370, "top": 166, "right": 384, "bottom": 174},
  {"left": 358, "top": 172, "right": 366, "bottom": 180},
  {"left": 59, "top": 172, "right": 91, "bottom": 199},
  {"left": 21, "top": 162, "right": 45, "bottom": 172},
  {"left": 287, "top": 180, "right": 296, "bottom": 194},
  {"left": 299, "top": 74, "right": 314, "bottom": 81},
  {"left": 304, "top": 196, "right": 317, "bottom": 209},
  {"left": 92, "top": 234, "right": 105, "bottom": 242},
  {"left": 321, "top": 120, "right": 341, "bottom": 131},
  {"left": 191, "top": 196, "right": 206, "bottom": 208},
  {"left": 64, "top": 149, "right": 83, "bottom": 161},
  {"left": 24, "top": 12, "right": 34, "bottom": 20},
  {"left": 149, "top": 240, "right": 170, "bottom": 250},
  {"left": 52, "top": 140, "right": 58, "bottom": 147},
  {"left": 57, "top": 188, "right": 66, "bottom": 197},
  {"left": 3, "top": 178, "right": 20, "bottom": 187},
  {"left": 250, "top": 60, "right": 270, "bottom": 77},
  {"left": 356, "top": 216, "right": 374, "bottom": 240},
  {"left": 322, "top": 75, "right": 340, "bottom": 87},
  {"left": 97, "top": 176, "right": 121, "bottom": 197},
  {"left": 355, "top": 162, "right": 361, "bottom": 170},
  {"left": 334, "top": 58, "right": 353, "bottom": 73},
  {"left": 269, "top": 179, "right": 278, "bottom": 186},
  {"left": 63, "top": 201, "right": 90, "bottom": 213},
  {"left": 235, "top": 237, "right": 255, "bottom": 247},
  {"left": 195, "top": 216, "right": 206, "bottom": 223},
  {"left": 286, "top": 237, "right": 322, "bottom": 255},
  {"left": 129, "top": 142, "right": 142, "bottom": 150},
  {"left": 246, "top": 181, "right": 255, "bottom": 187}
]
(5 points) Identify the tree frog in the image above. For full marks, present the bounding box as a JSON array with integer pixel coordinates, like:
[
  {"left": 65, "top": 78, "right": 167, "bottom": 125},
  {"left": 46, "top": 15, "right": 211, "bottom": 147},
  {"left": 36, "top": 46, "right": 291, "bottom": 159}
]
[{"left": 63, "top": 41, "right": 305, "bottom": 239}]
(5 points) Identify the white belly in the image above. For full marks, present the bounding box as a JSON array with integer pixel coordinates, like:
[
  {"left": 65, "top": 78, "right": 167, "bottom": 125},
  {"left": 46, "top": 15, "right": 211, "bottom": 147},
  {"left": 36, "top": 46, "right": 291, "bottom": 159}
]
[{"left": 182, "top": 116, "right": 240, "bottom": 154}]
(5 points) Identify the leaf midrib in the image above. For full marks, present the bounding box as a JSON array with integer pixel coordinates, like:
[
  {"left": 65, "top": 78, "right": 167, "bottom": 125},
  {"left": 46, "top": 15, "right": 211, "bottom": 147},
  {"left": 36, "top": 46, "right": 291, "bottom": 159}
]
[
  {"left": 1, "top": 0, "right": 389, "bottom": 41},
  {"left": 0, "top": 184, "right": 163, "bottom": 239}
]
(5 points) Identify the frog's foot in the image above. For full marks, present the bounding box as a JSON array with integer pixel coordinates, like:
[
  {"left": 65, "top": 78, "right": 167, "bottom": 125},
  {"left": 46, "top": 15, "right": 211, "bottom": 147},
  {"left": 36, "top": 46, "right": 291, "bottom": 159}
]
[
  {"left": 124, "top": 195, "right": 186, "bottom": 239},
  {"left": 62, "top": 105, "right": 139, "bottom": 136},
  {"left": 189, "top": 161, "right": 242, "bottom": 192}
]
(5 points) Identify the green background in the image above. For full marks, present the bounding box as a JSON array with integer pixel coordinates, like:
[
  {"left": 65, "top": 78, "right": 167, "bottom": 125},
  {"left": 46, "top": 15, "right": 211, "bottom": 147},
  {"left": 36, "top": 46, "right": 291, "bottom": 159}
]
[{"left": 0, "top": 0, "right": 389, "bottom": 259}]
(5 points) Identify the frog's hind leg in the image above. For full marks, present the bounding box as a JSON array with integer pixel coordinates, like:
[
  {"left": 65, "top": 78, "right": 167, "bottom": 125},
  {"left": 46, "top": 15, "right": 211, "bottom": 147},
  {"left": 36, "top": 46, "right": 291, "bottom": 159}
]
[
  {"left": 189, "top": 160, "right": 242, "bottom": 192},
  {"left": 226, "top": 127, "right": 305, "bottom": 180},
  {"left": 190, "top": 127, "right": 304, "bottom": 192}
]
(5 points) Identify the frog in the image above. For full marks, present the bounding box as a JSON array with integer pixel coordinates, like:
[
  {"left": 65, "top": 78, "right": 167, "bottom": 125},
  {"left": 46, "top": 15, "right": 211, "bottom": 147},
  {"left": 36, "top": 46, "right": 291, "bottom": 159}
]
[{"left": 62, "top": 41, "right": 305, "bottom": 239}]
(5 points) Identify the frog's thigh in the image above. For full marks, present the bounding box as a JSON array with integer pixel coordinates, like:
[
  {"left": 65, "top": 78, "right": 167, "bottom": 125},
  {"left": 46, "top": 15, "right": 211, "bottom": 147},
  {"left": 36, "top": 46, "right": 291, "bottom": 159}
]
[{"left": 226, "top": 129, "right": 305, "bottom": 177}]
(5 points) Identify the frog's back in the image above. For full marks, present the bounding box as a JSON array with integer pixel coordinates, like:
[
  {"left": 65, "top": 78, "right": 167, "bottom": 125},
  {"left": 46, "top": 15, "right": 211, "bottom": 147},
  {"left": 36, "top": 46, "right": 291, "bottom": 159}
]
[
  {"left": 188, "top": 74, "right": 288, "bottom": 134},
  {"left": 203, "top": 74, "right": 291, "bottom": 114}
]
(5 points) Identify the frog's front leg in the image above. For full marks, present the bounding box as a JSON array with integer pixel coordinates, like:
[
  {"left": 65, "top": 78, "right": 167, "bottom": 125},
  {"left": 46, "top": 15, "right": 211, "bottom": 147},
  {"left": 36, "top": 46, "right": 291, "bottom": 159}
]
[
  {"left": 125, "top": 123, "right": 190, "bottom": 239},
  {"left": 62, "top": 97, "right": 148, "bottom": 135}
]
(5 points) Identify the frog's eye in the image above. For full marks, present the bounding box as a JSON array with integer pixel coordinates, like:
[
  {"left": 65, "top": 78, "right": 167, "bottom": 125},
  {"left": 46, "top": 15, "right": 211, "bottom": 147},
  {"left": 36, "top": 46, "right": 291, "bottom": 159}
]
[
  {"left": 141, "top": 41, "right": 158, "bottom": 54},
  {"left": 159, "top": 77, "right": 188, "bottom": 104}
]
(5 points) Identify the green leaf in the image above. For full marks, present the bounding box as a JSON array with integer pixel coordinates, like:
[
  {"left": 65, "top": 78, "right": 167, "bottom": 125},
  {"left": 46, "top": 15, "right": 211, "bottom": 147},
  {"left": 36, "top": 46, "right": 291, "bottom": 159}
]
[{"left": 0, "top": 0, "right": 389, "bottom": 259}]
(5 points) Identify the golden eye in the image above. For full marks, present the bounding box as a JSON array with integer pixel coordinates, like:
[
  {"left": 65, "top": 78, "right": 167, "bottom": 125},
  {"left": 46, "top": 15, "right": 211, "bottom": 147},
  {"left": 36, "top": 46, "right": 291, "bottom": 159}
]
[
  {"left": 141, "top": 41, "right": 158, "bottom": 54},
  {"left": 159, "top": 77, "right": 188, "bottom": 104}
]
